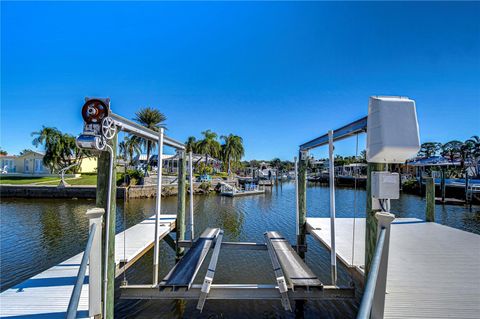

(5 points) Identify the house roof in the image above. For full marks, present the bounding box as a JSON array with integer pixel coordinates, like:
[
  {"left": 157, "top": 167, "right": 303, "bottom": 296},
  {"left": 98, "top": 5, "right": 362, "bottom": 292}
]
[
  {"left": 17, "top": 150, "right": 45, "bottom": 157},
  {"left": 407, "top": 156, "right": 462, "bottom": 167}
]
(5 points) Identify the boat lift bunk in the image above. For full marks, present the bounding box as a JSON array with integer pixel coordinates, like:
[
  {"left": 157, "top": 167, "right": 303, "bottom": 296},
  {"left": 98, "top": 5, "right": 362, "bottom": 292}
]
[{"left": 121, "top": 228, "right": 354, "bottom": 312}]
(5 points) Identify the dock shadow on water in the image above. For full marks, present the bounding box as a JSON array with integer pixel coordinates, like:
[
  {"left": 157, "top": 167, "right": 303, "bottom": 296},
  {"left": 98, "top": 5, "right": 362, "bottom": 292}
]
[{"left": 1, "top": 182, "right": 478, "bottom": 318}]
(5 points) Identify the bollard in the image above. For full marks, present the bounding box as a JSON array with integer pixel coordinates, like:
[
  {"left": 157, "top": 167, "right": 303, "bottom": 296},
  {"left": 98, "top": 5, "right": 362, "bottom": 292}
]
[{"left": 86, "top": 207, "right": 104, "bottom": 318}]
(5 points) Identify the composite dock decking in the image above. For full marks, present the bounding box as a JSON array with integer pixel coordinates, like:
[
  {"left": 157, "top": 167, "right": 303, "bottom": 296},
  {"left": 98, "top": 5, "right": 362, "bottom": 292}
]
[
  {"left": 306, "top": 217, "right": 480, "bottom": 319},
  {"left": 0, "top": 214, "right": 176, "bottom": 319}
]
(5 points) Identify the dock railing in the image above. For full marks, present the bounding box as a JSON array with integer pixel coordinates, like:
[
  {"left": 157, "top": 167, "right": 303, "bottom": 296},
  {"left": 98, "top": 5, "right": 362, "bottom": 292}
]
[
  {"left": 66, "top": 208, "right": 104, "bottom": 319},
  {"left": 357, "top": 212, "right": 395, "bottom": 319}
]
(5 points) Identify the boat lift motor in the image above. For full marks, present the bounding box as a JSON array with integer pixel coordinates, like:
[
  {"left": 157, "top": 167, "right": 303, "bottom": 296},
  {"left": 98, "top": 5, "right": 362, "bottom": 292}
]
[
  {"left": 76, "top": 97, "right": 116, "bottom": 151},
  {"left": 366, "top": 96, "right": 420, "bottom": 211}
]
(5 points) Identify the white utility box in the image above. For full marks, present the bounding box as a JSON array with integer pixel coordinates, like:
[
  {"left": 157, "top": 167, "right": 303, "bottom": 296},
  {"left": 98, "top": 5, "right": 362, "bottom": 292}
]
[
  {"left": 366, "top": 96, "right": 420, "bottom": 163},
  {"left": 371, "top": 172, "right": 399, "bottom": 199}
]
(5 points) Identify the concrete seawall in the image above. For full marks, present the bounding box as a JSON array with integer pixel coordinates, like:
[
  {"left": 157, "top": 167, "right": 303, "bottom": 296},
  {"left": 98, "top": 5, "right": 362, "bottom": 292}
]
[
  {"left": 0, "top": 181, "right": 235, "bottom": 199},
  {"left": 0, "top": 185, "right": 126, "bottom": 199}
]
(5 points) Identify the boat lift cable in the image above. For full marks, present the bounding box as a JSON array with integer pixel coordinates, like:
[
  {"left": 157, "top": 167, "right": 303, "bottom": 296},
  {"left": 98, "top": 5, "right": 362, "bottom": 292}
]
[
  {"left": 103, "top": 143, "right": 114, "bottom": 318},
  {"left": 122, "top": 131, "right": 128, "bottom": 285},
  {"left": 352, "top": 133, "right": 359, "bottom": 266}
]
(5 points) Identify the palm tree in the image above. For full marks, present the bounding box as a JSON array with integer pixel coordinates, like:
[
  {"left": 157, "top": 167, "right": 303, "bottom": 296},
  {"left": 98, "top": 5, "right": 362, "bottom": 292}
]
[
  {"left": 125, "top": 136, "right": 141, "bottom": 165},
  {"left": 31, "top": 126, "right": 63, "bottom": 172},
  {"left": 465, "top": 135, "right": 480, "bottom": 177},
  {"left": 119, "top": 141, "right": 127, "bottom": 160},
  {"left": 197, "top": 130, "right": 221, "bottom": 168},
  {"left": 441, "top": 140, "right": 463, "bottom": 162},
  {"left": 466, "top": 135, "right": 480, "bottom": 160},
  {"left": 418, "top": 142, "right": 442, "bottom": 158},
  {"left": 221, "top": 134, "right": 244, "bottom": 175},
  {"left": 134, "top": 107, "right": 167, "bottom": 173},
  {"left": 185, "top": 136, "right": 198, "bottom": 153},
  {"left": 31, "top": 127, "right": 84, "bottom": 173}
]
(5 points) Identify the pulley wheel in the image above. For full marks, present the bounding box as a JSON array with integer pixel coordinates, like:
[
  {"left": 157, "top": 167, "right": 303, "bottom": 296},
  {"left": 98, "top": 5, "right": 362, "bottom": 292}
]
[
  {"left": 95, "top": 136, "right": 107, "bottom": 151},
  {"left": 101, "top": 117, "right": 117, "bottom": 140},
  {"left": 82, "top": 99, "right": 109, "bottom": 124}
]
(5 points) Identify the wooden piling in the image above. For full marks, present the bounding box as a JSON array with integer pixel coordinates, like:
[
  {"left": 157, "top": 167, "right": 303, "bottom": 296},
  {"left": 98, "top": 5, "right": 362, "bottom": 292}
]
[
  {"left": 441, "top": 167, "right": 446, "bottom": 203},
  {"left": 176, "top": 150, "right": 186, "bottom": 259},
  {"left": 425, "top": 177, "right": 435, "bottom": 222},
  {"left": 297, "top": 150, "right": 308, "bottom": 259},
  {"left": 96, "top": 135, "right": 117, "bottom": 319},
  {"left": 365, "top": 162, "right": 385, "bottom": 278}
]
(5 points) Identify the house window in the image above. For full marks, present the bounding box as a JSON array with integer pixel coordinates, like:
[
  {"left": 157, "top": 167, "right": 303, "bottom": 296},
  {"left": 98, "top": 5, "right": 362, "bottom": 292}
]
[
  {"left": 35, "top": 159, "right": 43, "bottom": 172},
  {"left": 24, "top": 159, "right": 29, "bottom": 172}
]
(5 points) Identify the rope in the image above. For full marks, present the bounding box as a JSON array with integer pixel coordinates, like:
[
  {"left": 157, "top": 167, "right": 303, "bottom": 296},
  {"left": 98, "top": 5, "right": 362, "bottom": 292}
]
[
  {"left": 351, "top": 133, "right": 359, "bottom": 266},
  {"left": 122, "top": 132, "right": 127, "bottom": 283}
]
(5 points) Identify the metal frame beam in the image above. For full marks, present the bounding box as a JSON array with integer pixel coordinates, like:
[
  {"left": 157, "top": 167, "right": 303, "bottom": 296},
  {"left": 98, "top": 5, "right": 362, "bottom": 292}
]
[
  {"left": 121, "top": 284, "right": 354, "bottom": 300},
  {"left": 177, "top": 240, "right": 267, "bottom": 250},
  {"left": 110, "top": 113, "right": 185, "bottom": 150},
  {"left": 197, "top": 230, "right": 224, "bottom": 311},
  {"left": 299, "top": 116, "right": 367, "bottom": 151}
]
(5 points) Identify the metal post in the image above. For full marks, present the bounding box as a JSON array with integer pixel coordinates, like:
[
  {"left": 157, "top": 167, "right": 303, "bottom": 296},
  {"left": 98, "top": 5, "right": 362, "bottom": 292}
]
[
  {"left": 328, "top": 130, "right": 337, "bottom": 285},
  {"left": 176, "top": 150, "right": 187, "bottom": 259},
  {"left": 425, "top": 177, "right": 435, "bottom": 222},
  {"left": 297, "top": 150, "right": 308, "bottom": 259},
  {"left": 371, "top": 212, "right": 395, "bottom": 319},
  {"left": 465, "top": 171, "right": 469, "bottom": 202},
  {"left": 294, "top": 156, "right": 299, "bottom": 247},
  {"left": 153, "top": 128, "right": 164, "bottom": 286},
  {"left": 365, "top": 162, "right": 385, "bottom": 278},
  {"left": 86, "top": 207, "right": 104, "bottom": 317},
  {"left": 189, "top": 151, "right": 195, "bottom": 241},
  {"left": 441, "top": 167, "right": 446, "bottom": 203},
  {"left": 96, "top": 136, "right": 117, "bottom": 319}
]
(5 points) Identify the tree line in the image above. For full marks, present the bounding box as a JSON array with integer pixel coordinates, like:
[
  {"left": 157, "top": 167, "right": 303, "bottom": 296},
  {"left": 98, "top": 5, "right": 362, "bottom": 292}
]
[
  {"left": 417, "top": 136, "right": 480, "bottom": 164},
  {"left": 27, "top": 106, "right": 245, "bottom": 175},
  {"left": 185, "top": 130, "right": 244, "bottom": 174}
]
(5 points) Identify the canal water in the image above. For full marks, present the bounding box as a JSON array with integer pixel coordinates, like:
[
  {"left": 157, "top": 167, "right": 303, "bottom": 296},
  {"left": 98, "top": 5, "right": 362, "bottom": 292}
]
[{"left": 1, "top": 182, "right": 479, "bottom": 318}]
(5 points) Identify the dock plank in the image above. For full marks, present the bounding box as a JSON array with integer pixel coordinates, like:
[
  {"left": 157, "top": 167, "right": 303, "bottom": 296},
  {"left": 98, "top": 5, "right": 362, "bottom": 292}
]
[
  {"left": 306, "top": 217, "right": 480, "bottom": 318},
  {"left": 0, "top": 213, "right": 176, "bottom": 318}
]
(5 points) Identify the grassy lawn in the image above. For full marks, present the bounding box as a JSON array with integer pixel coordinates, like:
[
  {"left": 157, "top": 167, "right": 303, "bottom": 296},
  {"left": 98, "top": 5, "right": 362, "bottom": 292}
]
[
  {"left": 41, "top": 174, "right": 99, "bottom": 186},
  {"left": 0, "top": 173, "right": 125, "bottom": 186},
  {"left": 0, "top": 176, "right": 61, "bottom": 185}
]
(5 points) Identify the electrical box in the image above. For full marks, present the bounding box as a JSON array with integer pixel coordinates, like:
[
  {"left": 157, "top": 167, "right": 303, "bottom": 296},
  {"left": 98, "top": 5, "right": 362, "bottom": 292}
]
[
  {"left": 366, "top": 96, "right": 420, "bottom": 163},
  {"left": 371, "top": 172, "right": 399, "bottom": 199}
]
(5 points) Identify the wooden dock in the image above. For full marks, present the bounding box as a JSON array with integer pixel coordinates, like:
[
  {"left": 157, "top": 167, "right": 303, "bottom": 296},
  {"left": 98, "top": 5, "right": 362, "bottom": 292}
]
[
  {"left": 306, "top": 217, "right": 480, "bottom": 318},
  {"left": 220, "top": 189, "right": 265, "bottom": 197},
  {"left": 0, "top": 214, "right": 176, "bottom": 318}
]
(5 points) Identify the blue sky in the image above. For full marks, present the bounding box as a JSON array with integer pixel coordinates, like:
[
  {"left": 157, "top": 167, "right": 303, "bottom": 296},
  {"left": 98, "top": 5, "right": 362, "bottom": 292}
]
[{"left": 1, "top": 1, "right": 479, "bottom": 160}]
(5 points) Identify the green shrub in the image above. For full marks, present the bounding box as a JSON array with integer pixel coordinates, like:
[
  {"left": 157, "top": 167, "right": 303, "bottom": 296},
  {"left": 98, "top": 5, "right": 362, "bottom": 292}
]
[
  {"left": 118, "top": 169, "right": 144, "bottom": 186},
  {"left": 402, "top": 179, "right": 420, "bottom": 193},
  {"left": 197, "top": 162, "right": 213, "bottom": 175},
  {"left": 199, "top": 181, "right": 211, "bottom": 192}
]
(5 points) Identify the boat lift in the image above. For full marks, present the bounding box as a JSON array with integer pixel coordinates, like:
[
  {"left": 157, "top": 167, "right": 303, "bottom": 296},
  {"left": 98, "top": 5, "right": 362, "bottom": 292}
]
[{"left": 75, "top": 97, "right": 355, "bottom": 315}]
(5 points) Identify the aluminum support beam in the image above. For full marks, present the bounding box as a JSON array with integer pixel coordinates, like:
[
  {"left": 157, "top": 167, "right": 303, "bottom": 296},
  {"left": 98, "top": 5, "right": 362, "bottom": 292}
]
[
  {"left": 110, "top": 113, "right": 185, "bottom": 150},
  {"left": 121, "top": 284, "right": 354, "bottom": 300},
  {"left": 300, "top": 116, "right": 367, "bottom": 151}
]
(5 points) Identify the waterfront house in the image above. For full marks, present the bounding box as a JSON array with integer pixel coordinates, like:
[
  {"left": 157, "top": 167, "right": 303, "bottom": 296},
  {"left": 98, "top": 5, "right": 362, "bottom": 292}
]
[
  {"left": 134, "top": 153, "right": 223, "bottom": 174},
  {"left": 0, "top": 151, "right": 98, "bottom": 175}
]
